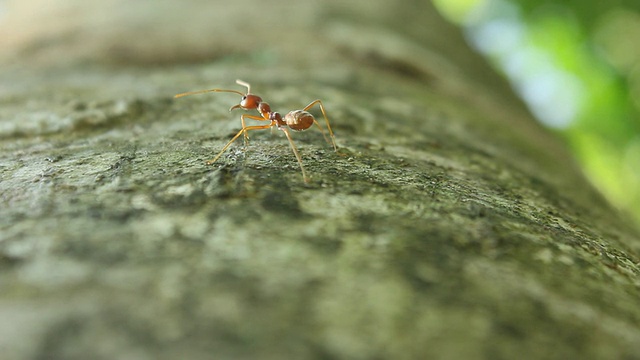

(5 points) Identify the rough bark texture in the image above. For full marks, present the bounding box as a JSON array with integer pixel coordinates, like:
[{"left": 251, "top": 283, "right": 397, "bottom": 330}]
[{"left": 1, "top": 1, "right": 640, "bottom": 359}]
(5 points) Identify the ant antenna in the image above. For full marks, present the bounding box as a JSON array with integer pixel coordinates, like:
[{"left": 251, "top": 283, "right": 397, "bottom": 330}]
[
  {"left": 235, "top": 79, "right": 251, "bottom": 93},
  {"left": 173, "top": 79, "right": 252, "bottom": 99},
  {"left": 174, "top": 88, "right": 244, "bottom": 99}
]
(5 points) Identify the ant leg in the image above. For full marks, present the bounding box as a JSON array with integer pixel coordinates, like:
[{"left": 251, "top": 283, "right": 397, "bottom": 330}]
[
  {"left": 311, "top": 118, "right": 330, "bottom": 144},
  {"left": 303, "top": 99, "right": 337, "bottom": 151},
  {"left": 279, "top": 127, "right": 310, "bottom": 183},
  {"left": 241, "top": 114, "right": 269, "bottom": 146},
  {"left": 206, "top": 124, "right": 272, "bottom": 165}
]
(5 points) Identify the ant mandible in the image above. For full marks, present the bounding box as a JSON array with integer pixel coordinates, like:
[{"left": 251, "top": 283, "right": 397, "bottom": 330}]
[{"left": 174, "top": 80, "right": 337, "bottom": 182}]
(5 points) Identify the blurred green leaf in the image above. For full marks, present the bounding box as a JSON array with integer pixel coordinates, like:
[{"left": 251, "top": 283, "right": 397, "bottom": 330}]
[{"left": 435, "top": 0, "right": 640, "bottom": 224}]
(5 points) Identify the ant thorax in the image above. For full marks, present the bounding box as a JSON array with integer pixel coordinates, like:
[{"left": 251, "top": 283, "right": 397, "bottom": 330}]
[
  {"left": 258, "top": 102, "right": 272, "bottom": 119},
  {"left": 269, "top": 112, "right": 286, "bottom": 127}
]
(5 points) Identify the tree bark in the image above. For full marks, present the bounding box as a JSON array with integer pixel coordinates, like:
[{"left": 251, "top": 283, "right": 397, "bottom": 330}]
[{"left": 1, "top": 1, "right": 639, "bottom": 359}]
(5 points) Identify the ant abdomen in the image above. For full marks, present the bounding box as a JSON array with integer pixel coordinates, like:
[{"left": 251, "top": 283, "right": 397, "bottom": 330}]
[{"left": 285, "top": 110, "right": 314, "bottom": 131}]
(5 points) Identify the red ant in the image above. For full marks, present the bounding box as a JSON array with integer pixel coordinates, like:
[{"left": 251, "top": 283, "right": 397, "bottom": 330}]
[{"left": 175, "top": 80, "right": 337, "bottom": 182}]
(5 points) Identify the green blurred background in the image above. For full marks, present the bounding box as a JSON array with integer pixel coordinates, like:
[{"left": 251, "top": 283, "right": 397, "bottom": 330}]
[{"left": 434, "top": 0, "right": 640, "bottom": 225}]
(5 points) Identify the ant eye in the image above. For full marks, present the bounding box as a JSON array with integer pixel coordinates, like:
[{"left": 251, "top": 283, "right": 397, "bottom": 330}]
[{"left": 242, "top": 96, "right": 247, "bottom": 100}]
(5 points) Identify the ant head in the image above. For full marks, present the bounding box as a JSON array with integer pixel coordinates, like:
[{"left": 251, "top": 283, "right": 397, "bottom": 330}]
[{"left": 230, "top": 94, "right": 262, "bottom": 111}]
